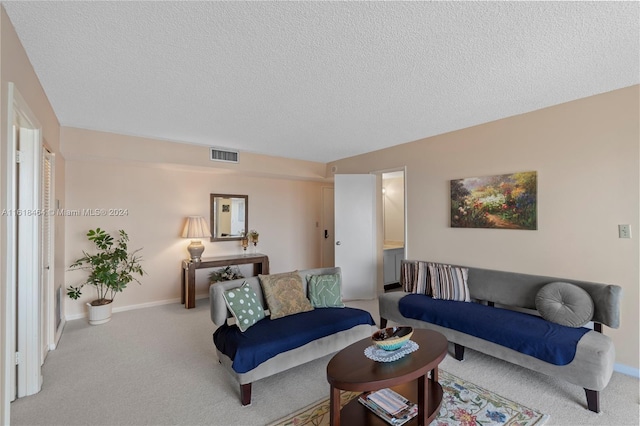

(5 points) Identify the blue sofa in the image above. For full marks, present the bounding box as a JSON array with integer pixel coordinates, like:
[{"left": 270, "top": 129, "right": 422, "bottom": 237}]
[{"left": 379, "top": 260, "right": 621, "bottom": 413}]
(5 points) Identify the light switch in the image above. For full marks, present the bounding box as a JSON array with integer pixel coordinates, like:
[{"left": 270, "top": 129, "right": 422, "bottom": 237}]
[{"left": 618, "top": 224, "right": 631, "bottom": 239}]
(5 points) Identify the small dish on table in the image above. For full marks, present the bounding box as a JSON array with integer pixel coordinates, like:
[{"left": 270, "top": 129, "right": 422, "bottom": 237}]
[{"left": 372, "top": 326, "right": 414, "bottom": 351}]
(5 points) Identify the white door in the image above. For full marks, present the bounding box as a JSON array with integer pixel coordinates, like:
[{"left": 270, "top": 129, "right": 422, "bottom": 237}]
[
  {"left": 3, "top": 85, "right": 44, "bottom": 408},
  {"left": 334, "top": 174, "right": 376, "bottom": 300},
  {"left": 321, "top": 187, "right": 335, "bottom": 268},
  {"left": 17, "top": 126, "right": 43, "bottom": 397}
]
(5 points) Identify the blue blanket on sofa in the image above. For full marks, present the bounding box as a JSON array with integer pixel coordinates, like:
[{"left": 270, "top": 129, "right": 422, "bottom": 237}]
[
  {"left": 213, "top": 307, "right": 375, "bottom": 373},
  {"left": 399, "top": 294, "right": 590, "bottom": 365}
]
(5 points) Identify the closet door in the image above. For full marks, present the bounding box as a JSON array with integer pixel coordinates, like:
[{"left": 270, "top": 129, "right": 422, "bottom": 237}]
[{"left": 334, "top": 174, "right": 376, "bottom": 300}]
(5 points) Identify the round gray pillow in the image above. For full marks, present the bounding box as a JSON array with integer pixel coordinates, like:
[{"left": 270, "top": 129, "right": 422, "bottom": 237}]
[{"left": 535, "top": 282, "right": 594, "bottom": 327}]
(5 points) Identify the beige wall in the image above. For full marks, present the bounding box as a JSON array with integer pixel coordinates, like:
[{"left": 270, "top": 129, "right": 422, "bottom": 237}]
[
  {"left": 61, "top": 127, "right": 330, "bottom": 318},
  {"left": 329, "top": 86, "right": 640, "bottom": 370}
]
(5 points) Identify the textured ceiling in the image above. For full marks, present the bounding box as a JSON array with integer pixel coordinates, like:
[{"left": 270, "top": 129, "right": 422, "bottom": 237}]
[{"left": 3, "top": 1, "right": 639, "bottom": 163}]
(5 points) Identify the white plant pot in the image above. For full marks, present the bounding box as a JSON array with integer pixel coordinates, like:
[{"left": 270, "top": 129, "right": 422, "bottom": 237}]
[{"left": 87, "top": 302, "right": 113, "bottom": 325}]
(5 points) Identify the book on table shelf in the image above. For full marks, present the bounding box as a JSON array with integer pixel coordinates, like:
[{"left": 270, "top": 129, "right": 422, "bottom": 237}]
[{"left": 357, "top": 388, "right": 418, "bottom": 425}]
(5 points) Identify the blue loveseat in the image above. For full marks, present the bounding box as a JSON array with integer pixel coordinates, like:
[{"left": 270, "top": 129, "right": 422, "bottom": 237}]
[{"left": 210, "top": 267, "right": 376, "bottom": 405}]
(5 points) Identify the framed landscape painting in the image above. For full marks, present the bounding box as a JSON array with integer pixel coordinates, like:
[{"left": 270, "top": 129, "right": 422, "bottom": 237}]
[{"left": 450, "top": 171, "right": 537, "bottom": 230}]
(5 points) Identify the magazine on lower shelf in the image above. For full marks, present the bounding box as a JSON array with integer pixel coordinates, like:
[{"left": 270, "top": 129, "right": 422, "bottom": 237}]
[{"left": 358, "top": 388, "right": 418, "bottom": 425}]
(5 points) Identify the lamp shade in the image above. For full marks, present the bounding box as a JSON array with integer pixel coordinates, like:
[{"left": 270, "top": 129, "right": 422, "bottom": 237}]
[{"left": 181, "top": 216, "right": 211, "bottom": 239}]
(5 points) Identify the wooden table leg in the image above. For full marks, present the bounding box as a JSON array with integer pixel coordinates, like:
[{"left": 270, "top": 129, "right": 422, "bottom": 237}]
[
  {"left": 186, "top": 264, "right": 196, "bottom": 309},
  {"left": 329, "top": 385, "right": 340, "bottom": 426},
  {"left": 417, "top": 374, "right": 427, "bottom": 426},
  {"left": 253, "top": 258, "right": 269, "bottom": 276},
  {"left": 180, "top": 266, "right": 186, "bottom": 305}
]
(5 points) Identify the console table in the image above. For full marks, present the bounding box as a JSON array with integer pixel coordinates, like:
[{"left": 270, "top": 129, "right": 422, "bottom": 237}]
[{"left": 181, "top": 253, "right": 269, "bottom": 309}]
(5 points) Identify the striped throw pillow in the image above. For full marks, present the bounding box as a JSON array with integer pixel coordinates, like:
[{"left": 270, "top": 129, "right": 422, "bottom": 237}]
[
  {"left": 401, "top": 261, "right": 431, "bottom": 295},
  {"left": 401, "top": 261, "right": 417, "bottom": 292},
  {"left": 427, "top": 264, "right": 470, "bottom": 302}
]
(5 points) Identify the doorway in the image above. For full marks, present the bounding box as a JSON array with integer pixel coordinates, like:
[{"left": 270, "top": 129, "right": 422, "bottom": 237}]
[
  {"left": 324, "top": 170, "right": 406, "bottom": 298},
  {"left": 381, "top": 170, "right": 406, "bottom": 291}
]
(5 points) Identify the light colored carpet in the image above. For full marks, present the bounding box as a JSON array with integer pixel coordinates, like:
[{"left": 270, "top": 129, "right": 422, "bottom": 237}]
[
  {"left": 10, "top": 298, "right": 640, "bottom": 426},
  {"left": 268, "top": 369, "right": 550, "bottom": 426},
  {"left": 267, "top": 390, "right": 361, "bottom": 426}
]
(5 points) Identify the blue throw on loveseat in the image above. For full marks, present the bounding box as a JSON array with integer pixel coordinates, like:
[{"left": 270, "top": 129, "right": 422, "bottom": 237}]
[{"left": 214, "top": 307, "right": 374, "bottom": 374}]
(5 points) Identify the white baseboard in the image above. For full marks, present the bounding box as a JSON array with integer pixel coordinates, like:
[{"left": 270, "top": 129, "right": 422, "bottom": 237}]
[
  {"left": 112, "top": 297, "right": 183, "bottom": 313},
  {"left": 65, "top": 296, "right": 190, "bottom": 321},
  {"left": 65, "top": 312, "right": 84, "bottom": 321},
  {"left": 614, "top": 363, "right": 640, "bottom": 378}
]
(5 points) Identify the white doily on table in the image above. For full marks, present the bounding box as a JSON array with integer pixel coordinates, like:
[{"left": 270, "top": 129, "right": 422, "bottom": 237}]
[{"left": 364, "top": 340, "right": 419, "bottom": 362}]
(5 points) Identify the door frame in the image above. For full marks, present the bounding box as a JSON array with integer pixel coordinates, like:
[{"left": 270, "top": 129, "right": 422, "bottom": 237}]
[
  {"left": 1, "top": 84, "right": 19, "bottom": 426},
  {"left": 378, "top": 166, "right": 407, "bottom": 251},
  {"left": 320, "top": 186, "right": 335, "bottom": 268},
  {"left": 41, "top": 147, "right": 56, "bottom": 361},
  {"left": 374, "top": 166, "right": 408, "bottom": 291}
]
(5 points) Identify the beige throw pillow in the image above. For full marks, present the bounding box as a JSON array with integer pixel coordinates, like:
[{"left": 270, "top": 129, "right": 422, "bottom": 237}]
[{"left": 259, "top": 272, "right": 314, "bottom": 319}]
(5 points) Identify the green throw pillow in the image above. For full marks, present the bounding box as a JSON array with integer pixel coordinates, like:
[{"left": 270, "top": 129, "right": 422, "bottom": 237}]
[
  {"left": 223, "top": 282, "right": 265, "bottom": 332},
  {"left": 307, "top": 274, "right": 345, "bottom": 308}
]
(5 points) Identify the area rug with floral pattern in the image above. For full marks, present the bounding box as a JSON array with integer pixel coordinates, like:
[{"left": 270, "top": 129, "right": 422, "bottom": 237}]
[{"left": 268, "top": 369, "right": 549, "bottom": 426}]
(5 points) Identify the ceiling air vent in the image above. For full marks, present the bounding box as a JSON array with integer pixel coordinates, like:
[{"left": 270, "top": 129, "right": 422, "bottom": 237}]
[{"left": 210, "top": 147, "right": 239, "bottom": 163}]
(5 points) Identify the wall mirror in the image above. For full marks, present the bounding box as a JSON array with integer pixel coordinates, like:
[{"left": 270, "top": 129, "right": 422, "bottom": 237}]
[{"left": 210, "top": 194, "right": 248, "bottom": 241}]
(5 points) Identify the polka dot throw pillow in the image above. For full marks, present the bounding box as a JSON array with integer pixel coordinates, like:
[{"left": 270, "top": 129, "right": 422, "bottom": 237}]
[{"left": 222, "top": 282, "right": 265, "bottom": 332}]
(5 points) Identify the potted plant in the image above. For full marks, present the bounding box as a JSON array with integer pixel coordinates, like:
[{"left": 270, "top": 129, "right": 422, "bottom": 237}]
[
  {"left": 67, "top": 228, "right": 145, "bottom": 325},
  {"left": 209, "top": 266, "right": 244, "bottom": 284}
]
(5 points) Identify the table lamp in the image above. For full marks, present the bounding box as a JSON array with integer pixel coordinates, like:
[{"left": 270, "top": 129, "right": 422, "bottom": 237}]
[{"left": 181, "top": 216, "right": 211, "bottom": 262}]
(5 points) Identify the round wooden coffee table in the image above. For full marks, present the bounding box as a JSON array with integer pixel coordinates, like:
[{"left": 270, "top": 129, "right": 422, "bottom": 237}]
[{"left": 326, "top": 328, "right": 447, "bottom": 426}]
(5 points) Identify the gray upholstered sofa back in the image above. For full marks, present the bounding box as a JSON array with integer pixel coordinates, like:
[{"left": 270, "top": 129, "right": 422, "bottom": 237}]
[
  {"left": 403, "top": 261, "right": 621, "bottom": 328},
  {"left": 209, "top": 266, "right": 341, "bottom": 326}
]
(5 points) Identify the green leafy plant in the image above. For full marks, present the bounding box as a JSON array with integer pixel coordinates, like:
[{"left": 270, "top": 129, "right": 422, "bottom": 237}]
[
  {"left": 209, "top": 266, "right": 244, "bottom": 283},
  {"left": 67, "top": 228, "right": 145, "bottom": 306}
]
